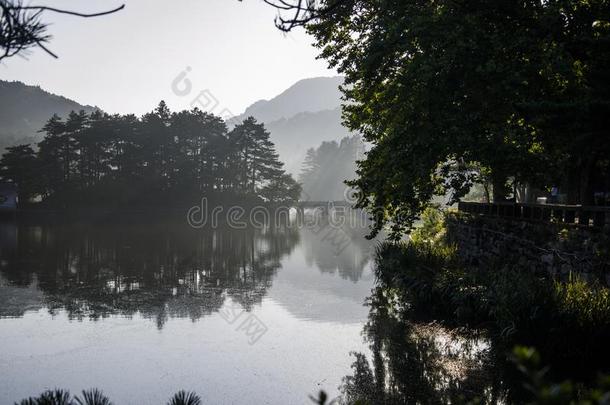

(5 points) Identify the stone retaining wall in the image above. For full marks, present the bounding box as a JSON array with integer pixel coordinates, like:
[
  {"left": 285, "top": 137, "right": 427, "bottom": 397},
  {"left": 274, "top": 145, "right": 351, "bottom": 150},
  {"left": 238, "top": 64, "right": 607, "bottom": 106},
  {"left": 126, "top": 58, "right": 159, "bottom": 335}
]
[{"left": 445, "top": 212, "right": 610, "bottom": 285}]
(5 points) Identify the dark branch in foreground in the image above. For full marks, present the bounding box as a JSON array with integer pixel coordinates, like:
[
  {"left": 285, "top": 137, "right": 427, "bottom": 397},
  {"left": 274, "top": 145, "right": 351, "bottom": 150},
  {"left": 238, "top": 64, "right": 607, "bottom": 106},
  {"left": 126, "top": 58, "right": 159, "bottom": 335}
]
[
  {"left": 0, "top": 1, "right": 124, "bottom": 61},
  {"left": 8, "top": 3, "right": 125, "bottom": 18},
  {"left": 246, "top": 0, "right": 346, "bottom": 32}
]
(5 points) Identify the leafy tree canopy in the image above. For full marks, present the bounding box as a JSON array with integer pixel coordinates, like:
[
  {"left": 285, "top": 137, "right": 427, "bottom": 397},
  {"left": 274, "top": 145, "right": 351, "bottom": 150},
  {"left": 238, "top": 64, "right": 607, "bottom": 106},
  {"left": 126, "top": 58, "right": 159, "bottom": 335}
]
[{"left": 279, "top": 0, "right": 610, "bottom": 238}]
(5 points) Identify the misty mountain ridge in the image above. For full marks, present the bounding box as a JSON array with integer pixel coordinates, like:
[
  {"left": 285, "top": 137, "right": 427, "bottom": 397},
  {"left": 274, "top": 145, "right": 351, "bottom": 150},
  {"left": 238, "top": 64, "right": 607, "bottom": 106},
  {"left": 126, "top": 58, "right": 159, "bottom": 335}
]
[
  {"left": 264, "top": 107, "right": 352, "bottom": 174},
  {"left": 0, "top": 80, "right": 96, "bottom": 150},
  {"left": 236, "top": 76, "right": 344, "bottom": 123},
  {"left": 235, "top": 76, "right": 352, "bottom": 175},
  {"left": 1, "top": 76, "right": 354, "bottom": 178}
]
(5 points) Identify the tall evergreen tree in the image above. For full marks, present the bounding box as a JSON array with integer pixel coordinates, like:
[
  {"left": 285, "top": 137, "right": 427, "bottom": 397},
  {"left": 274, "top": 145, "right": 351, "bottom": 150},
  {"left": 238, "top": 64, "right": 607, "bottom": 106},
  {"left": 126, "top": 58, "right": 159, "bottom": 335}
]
[
  {"left": 229, "top": 117, "right": 285, "bottom": 194},
  {"left": 38, "top": 114, "right": 67, "bottom": 198},
  {"left": 0, "top": 144, "right": 39, "bottom": 202}
]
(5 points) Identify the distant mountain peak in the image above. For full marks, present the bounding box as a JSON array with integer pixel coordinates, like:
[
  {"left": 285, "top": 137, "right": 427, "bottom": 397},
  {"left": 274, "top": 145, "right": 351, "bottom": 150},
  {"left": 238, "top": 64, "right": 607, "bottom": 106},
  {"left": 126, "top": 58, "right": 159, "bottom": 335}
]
[{"left": 238, "top": 76, "right": 344, "bottom": 123}]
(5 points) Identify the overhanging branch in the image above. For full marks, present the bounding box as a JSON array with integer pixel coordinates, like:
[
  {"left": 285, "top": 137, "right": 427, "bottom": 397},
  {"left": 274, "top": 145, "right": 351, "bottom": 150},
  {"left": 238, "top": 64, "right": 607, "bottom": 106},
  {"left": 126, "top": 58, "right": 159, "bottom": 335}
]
[{"left": 0, "top": 1, "right": 124, "bottom": 61}]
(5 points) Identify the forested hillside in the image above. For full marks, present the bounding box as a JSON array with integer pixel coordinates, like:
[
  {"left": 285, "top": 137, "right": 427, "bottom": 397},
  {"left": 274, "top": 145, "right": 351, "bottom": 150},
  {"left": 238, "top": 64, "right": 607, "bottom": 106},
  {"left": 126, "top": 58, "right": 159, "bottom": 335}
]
[
  {"left": 299, "top": 136, "right": 365, "bottom": 201},
  {"left": 0, "top": 80, "right": 95, "bottom": 150}
]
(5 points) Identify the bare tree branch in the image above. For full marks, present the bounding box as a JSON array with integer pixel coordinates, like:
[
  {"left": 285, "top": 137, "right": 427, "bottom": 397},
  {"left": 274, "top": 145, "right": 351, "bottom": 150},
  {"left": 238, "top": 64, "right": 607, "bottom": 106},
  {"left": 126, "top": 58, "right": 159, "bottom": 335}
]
[
  {"left": 9, "top": 4, "right": 125, "bottom": 18},
  {"left": 0, "top": 0, "right": 124, "bottom": 62},
  {"left": 243, "top": 0, "right": 344, "bottom": 32}
]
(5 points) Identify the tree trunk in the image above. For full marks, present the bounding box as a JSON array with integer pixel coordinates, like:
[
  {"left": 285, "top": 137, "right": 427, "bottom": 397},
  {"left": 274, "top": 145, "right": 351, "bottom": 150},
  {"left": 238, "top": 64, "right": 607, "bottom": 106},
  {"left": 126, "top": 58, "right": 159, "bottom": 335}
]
[
  {"left": 565, "top": 167, "right": 580, "bottom": 204},
  {"left": 580, "top": 157, "right": 596, "bottom": 205},
  {"left": 491, "top": 172, "right": 509, "bottom": 202}
]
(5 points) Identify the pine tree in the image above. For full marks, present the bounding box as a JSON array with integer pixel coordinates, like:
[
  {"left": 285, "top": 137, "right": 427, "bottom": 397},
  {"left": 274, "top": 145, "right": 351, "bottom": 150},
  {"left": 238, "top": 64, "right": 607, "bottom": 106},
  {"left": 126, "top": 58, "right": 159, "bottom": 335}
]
[
  {"left": 229, "top": 117, "right": 285, "bottom": 194},
  {"left": 38, "top": 114, "right": 67, "bottom": 197},
  {"left": 0, "top": 144, "right": 39, "bottom": 202}
]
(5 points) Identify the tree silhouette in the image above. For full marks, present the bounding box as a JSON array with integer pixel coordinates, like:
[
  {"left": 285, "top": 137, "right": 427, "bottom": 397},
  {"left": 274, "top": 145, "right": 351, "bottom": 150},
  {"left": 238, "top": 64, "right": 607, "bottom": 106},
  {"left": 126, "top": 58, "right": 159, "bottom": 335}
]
[
  {"left": 254, "top": 0, "right": 346, "bottom": 32},
  {"left": 229, "top": 117, "right": 286, "bottom": 194},
  {"left": 0, "top": 104, "right": 301, "bottom": 207},
  {"left": 0, "top": 143, "right": 37, "bottom": 201}
]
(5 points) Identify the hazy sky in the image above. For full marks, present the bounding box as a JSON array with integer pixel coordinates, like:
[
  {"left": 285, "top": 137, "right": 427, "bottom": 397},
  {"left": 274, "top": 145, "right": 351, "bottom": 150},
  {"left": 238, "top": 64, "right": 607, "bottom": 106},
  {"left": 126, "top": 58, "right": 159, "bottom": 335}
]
[{"left": 0, "top": 0, "right": 336, "bottom": 116}]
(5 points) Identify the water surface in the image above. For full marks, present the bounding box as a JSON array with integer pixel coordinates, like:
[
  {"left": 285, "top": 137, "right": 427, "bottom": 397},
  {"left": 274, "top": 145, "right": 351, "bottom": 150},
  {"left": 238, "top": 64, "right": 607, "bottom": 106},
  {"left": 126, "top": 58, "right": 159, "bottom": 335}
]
[{"left": 0, "top": 219, "right": 376, "bottom": 404}]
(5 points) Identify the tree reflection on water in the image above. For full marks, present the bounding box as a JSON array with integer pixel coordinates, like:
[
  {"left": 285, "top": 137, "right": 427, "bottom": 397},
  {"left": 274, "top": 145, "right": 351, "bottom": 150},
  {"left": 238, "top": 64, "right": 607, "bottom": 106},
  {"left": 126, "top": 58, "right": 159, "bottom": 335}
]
[
  {"left": 340, "top": 287, "right": 508, "bottom": 404},
  {"left": 0, "top": 221, "right": 299, "bottom": 328}
]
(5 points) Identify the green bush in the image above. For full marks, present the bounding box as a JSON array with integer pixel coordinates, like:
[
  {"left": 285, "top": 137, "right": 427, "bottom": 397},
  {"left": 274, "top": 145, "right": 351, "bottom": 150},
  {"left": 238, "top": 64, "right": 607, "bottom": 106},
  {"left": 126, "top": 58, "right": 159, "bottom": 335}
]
[
  {"left": 410, "top": 206, "right": 446, "bottom": 245},
  {"left": 374, "top": 220, "right": 610, "bottom": 383}
]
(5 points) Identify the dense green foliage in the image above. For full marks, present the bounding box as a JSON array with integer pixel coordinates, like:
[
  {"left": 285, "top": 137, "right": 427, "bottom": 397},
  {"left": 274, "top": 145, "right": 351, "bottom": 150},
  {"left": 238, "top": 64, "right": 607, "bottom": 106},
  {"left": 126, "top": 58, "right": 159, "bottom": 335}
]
[
  {"left": 301, "top": 0, "right": 610, "bottom": 237},
  {"left": 0, "top": 102, "right": 301, "bottom": 207},
  {"left": 299, "top": 135, "right": 365, "bottom": 200},
  {"left": 372, "top": 209, "right": 610, "bottom": 386},
  {"left": 312, "top": 209, "right": 610, "bottom": 404}
]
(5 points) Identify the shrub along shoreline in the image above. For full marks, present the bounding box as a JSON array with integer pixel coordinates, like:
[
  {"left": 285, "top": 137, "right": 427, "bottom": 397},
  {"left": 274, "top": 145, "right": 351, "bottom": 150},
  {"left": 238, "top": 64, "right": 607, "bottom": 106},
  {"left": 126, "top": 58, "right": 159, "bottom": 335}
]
[{"left": 372, "top": 208, "right": 610, "bottom": 401}]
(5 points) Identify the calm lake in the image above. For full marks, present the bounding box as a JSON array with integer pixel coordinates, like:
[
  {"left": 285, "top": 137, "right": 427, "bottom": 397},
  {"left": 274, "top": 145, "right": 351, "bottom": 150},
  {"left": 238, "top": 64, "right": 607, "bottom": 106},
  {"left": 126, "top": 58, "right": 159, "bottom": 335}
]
[{"left": 0, "top": 216, "right": 377, "bottom": 404}]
